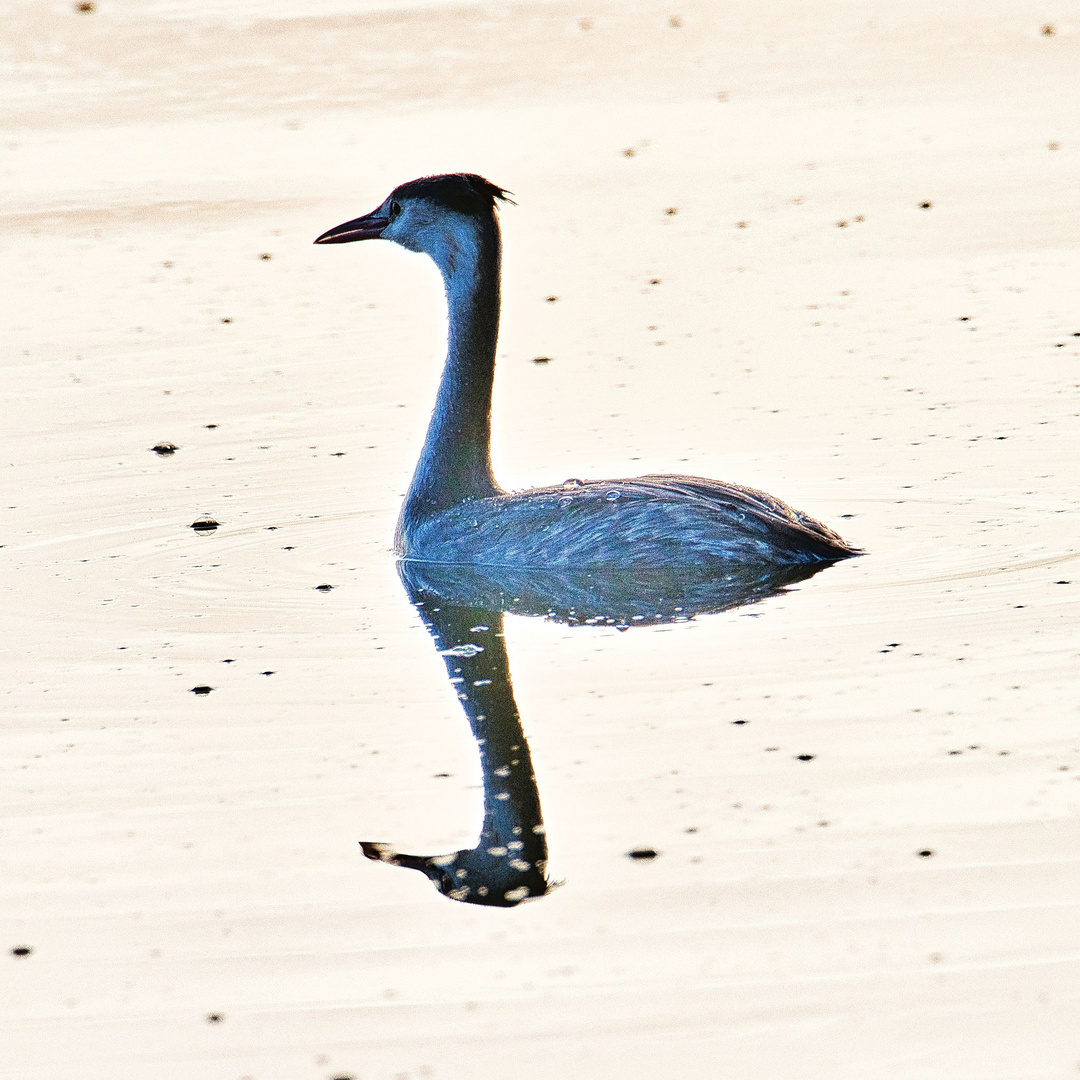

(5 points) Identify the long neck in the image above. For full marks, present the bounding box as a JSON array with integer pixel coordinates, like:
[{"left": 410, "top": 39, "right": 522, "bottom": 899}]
[{"left": 402, "top": 211, "right": 503, "bottom": 526}]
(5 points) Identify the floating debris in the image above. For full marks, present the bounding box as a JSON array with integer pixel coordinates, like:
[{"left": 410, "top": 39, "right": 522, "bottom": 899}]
[
  {"left": 190, "top": 517, "right": 219, "bottom": 533},
  {"left": 315, "top": 583, "right": 334, "bottom": 592},
  {"left": 150, "top": 442, "right": 178, "bottom": 455},
  {"left": 627, "top": 847, "right": 659, "bottom": 860},
  {"left": 190, "top": 685, "right": 213, "bottom": 695}
]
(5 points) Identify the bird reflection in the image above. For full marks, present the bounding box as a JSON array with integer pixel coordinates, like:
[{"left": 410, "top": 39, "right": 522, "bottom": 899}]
[{"left": 360, "top": 559, "right": 839, "bottom": 906}]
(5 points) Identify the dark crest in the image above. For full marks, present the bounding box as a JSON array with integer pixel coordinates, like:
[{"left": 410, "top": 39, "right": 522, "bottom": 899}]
[{"left": 391, "top": 173, "right": 514, "bottom": 214}]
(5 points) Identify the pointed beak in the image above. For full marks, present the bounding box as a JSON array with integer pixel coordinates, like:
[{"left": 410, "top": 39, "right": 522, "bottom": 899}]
[{"left": 314, "top": 209, "right": 389, "bottom": 244}]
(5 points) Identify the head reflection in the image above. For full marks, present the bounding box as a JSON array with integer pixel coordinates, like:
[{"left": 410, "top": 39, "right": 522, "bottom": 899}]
[{"left": 359, "top": 560, "right": 839, "bottom": 906}]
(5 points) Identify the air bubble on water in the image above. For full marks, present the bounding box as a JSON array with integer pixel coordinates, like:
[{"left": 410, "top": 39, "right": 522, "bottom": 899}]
[
  {"left": 558, "top": 496, "right": 572, "bottom": 508},
  {"left": 469, "top": 625, "right": 489, "bottom": 632},
  {"left": 440, "top": 643, "right": 485, "bottom": 657}
]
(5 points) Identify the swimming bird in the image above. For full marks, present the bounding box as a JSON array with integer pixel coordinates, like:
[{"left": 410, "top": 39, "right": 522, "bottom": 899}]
[{"left": 315, "top": 173, "right": 858, "bottom": 568}]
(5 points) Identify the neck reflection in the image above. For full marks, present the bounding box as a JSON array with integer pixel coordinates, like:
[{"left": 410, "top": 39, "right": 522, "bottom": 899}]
[
  {"left": 362, "top": 590, "right": 550, "bottom": 907},
  {"left": 360, "top": 559, "right": 840, "bottom": 906}
]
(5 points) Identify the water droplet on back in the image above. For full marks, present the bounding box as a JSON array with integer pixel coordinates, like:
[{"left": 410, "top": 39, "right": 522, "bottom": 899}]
[{"left": 562, "top": 478, "right": 584, "bottom": 488}]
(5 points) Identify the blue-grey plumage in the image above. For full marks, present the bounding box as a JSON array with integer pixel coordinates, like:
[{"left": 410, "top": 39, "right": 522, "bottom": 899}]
[{"left": 316, "top": 173, "right": 860, "bottom": 570}]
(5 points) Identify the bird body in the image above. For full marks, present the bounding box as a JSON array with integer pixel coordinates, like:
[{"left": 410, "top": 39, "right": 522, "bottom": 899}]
[
  {"left": 316, "top": 173, "right": 858, "bottom": 570},
  {"left": 401, "top": 474, "right": 851, "bottom": 568}
]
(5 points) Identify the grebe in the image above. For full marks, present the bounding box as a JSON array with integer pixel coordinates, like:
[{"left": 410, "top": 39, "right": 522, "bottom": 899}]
[{"left": 315, "top": 173, "right": 858, "bottom": 569}]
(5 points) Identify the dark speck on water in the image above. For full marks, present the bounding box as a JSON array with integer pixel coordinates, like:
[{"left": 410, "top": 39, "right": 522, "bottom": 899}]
[
  {"left": 917, "top": 849, "right": 935, "bottom": 858},
  {"left": 532, "top": 356, "right": 552, "bottom": 364},
  {"left": 190, "top": 685, "right": 213, "bottom": 695},
  {"left": 11, "top": 946, "right": 32, "bottom": 957},
  {"left": 315, "top": 583, "right": 334, "bottom": 592},
  {"left": 627, "top": 847, "right": 659, "bottom": 860},
  {"left": 151, "top": 442, "right": 177, "bottom": 455},
  {"left": 190, "top": 518, "right": 219, "bottom": 532}
]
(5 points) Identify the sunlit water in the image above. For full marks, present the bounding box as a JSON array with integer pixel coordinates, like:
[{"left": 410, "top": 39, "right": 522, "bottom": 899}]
[{"left": 2, "top": 2, "right": 1079, "bottom": 1078}]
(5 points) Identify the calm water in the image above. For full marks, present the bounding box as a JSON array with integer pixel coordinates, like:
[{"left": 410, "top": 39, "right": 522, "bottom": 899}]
[{"left": 3, "top": 2, "right": 1079, "bottom": 1077}]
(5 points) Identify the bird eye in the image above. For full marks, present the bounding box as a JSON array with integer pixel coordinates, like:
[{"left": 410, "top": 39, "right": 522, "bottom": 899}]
[{"left": 388, "top": 200, "right": 402, "bottom": 220}]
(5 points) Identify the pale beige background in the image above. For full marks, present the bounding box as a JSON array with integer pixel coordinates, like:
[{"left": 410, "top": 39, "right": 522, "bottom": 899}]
[{"left": 2, "top": 1, "right": 1079, "bottom": 1078}]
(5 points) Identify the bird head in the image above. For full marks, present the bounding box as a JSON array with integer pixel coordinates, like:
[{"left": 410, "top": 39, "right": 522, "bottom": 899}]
[{"left": 314, "top": 173, "right": 512, "bottom": 265}]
